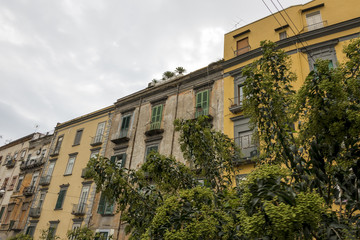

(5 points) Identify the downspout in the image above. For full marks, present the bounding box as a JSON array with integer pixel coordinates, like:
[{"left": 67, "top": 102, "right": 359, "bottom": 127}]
[
  {"left": 170, "top": 84, "right": 181, "bottom": 156},
  {"left": 116, "top": 97, "right": 143, "bottom": 240}
]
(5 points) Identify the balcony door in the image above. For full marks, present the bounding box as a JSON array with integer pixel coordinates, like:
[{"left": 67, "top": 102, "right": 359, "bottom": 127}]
[{"left": 78, "top": 185, "right": 90, "bottom": 213}]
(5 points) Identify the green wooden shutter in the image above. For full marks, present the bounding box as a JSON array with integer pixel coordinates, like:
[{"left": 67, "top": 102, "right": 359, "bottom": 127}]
[
  {"left": 196, "top": 90, "right": 209, "bottom": 117},
  {"left": 55, "top": 189, "right": 66, "bottom": 209},
  {"left": 121, "top": 153, "right": 126, "bottom": 168},
  {"left": 202, "top": 90, "right": 209, "bottom": 115},
  {"left": 98, "top": 194, "right": 106, "bottom": 214},
  {"left": 151, "top": 105, "right": 163, "bottom": 129},
  {"left": 110, "top": 156, "right": 116, "bottom": 164}
]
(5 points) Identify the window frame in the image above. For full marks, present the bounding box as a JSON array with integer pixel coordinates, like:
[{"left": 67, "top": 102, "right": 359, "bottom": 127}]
[
  {"left": 97, "top": 193, "right": 114, "bottom": 215},
  {"left": 150, "top": 104, "right": 163, "bottom": 130},
  {"left": 64, "top": 154, "right": 77, "bottom": 175},
  {"left": 195, "top": 89, "right": 210, "bottom": 118},
  {"left": 73, "top": 129, "right": 84, "bottom": 146},
  {"left": 55, "top": 187, "right": 68, "bottom": 210}
]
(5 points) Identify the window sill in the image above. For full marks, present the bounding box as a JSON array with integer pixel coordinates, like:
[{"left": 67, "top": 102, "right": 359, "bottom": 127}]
[
  {"left": 54, "top": 208, "right": 63, "bottom": 210},
  {"left": 63, "top": 173, "right": 72, "bottom": 176},
  {"left": 72, "top": 144, "right": 80, "bottom": 147}
]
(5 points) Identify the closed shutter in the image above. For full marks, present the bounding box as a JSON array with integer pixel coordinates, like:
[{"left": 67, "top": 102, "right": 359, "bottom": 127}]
[
  {"left": 97, "top": 194, "right": 106, "bottom": 214},
  {"left": 150, "top": 105, "right": 163, "bottom": 129},
  {"left": 195, "top": 90, "right": 209, "bottom": 117},
  {"left": 236, "top": 38, "right": 249, "bottom": 55},
  {"left": 55, "top": 189, "right": 66, "bottom": 209}
]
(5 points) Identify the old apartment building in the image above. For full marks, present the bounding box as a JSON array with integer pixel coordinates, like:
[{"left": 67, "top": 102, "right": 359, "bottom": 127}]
[
  {"left": 222, "top": 0, "right": 360, "bottom": 181},
  {"left": 29, "top": 106, "right": 114, "bottom": 240},
  {"left": 88, "top": 62, "right": 224, "bottom": 239},
  {"left": 0, "top": 133, "right": 50, "bottom": 239}
]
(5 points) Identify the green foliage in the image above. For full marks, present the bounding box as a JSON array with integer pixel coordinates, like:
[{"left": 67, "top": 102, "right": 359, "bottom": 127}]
[
  {"left": 87, "top": 39, "right": 360, "bottom": 240},
  {"left": 8, "top": 234, "right": 33, "bottom": 240},
  {"left": 39, "top": 227, "right": 60, "bottom": 240},
  {"left": 67, "top": 227, "right": 94, "bottom": 240}
]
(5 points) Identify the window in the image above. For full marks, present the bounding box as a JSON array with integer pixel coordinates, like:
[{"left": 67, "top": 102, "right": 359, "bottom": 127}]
[
  {"left": 95, "top": 231, "right": 110, "bottom": 240},
  {"left": 306, "top": 11, "right": 323, "bottom": 31},
  {"left": 73, "top": 129, "right": 83, "bottom": 146},
  {"left": 15, "top": 176, "right": 24, "bottom": 192},
  {"left": 0, "top": 207, "right": 5, "bottom": 221},
  {"left": 55, "top": 188, "right": 67, "bottom": 209},
  {"left": 145, "top": 145, "right": 159, "bottom": 161},
  {"left": 8, "top": 176, "right": 17, "bottom": 191},
  {"left": 307, "top": 46, "right": 337, "bottom": 71},
  {"left": 233, "top": 117, "right": 258, "bottom": 161},
  {"left": 236, "top": 37, "right": 250, "bottom": 56},
  {"left": 37, "top": 191, "right": 46, "bottom": 209},
  {"left": 195, "top": 90, "right": 209, "bottom": 118},
  {"left": 48, "top": 221, "right": 59, "bottom": 239},
  {"left": 1, "top": 177, "right": 9, "bottom": 190},
  {"left": 64, "top": 155, "right": 76, "bottom": 175},
  {"left": 41, "top": 149, "right": 47, "bottom": 159},
  {"left": 94, "top": 122, "right": 106, "bottom": 143},
  {"left": 76, "top": 185, "right": 90, "bottom": 214},
  {"left": 97, "top": 193, "right": 114, "bottom": 215},
  {"left": 110, "top": 153, "right": 126, "bottom": 168},
  {"left": 46, "top": 161, "right": 56, "bottom": 177},
  {"left": 30, "top": 172, "right": 39, "bottom": 187},
  {"left": 0, "top": 156, "right": 2, "bottom": 164},
  {"left": 150, "top": 104, "right": 163, "bottom": 130},
  {"left": 279, "top": 31, "right": 287, "bottom": 40},
  {"left": 120, "top": 115, "right": 132, "bottom": 138},
  {"left": 13, "top": 152, "right": 18, "bottom": 160},
  {"left": 53, "top": 135, "right": 64, "bottom": 154},
  {"left": 236, "top": 174, "right": 248, "bottom": 187},
  {"left": 20, "top": 150, "right": 26, "bottom": 159},
  {"left": 26, "top": 225, "right": 36, "bottom": 237},
  {"left": 90, "top": 150, "right": 99, "bottom": 160}
]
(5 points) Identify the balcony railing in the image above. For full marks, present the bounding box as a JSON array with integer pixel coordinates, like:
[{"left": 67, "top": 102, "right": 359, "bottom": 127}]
[
  {"left": 50, "top": 146, "right": 61, "bottom": 157},
  {"left": 23, "top": 186, "right": 36, "bottom": 196},
  {"left": 29, "top": 207, "right": 41, "bottom": 218},
  {"left": 81, "top": 168, "right": 91, "bottom": 179},
  {"left": 229, "top": 97, "right": 243, "bottom": 114},
  {"left": 71, "top": 203, "right": 87, "bottom": 216},
  {"left": 194, "top": 106, "right": 209, "bottom": 118},
  {"left": 5, "top": 159, "right": 16, "bottom": 168},
  {"left": 234, "top": 45, "right": 251, "bottom": 56},
  {"left": 39, "top": 175, "right": 51, "bottom": 186},
  {"left": 111, "top": 129, "right": 130, "bottom": 144},
  {"left": 90, "top": 134, "right": 103, "bottom": 146},
  {"left": 233, "top": 136, "right": 258, "bottom": 164},
  {"left": 20, "top": 157, "right": 45, "bottom": 170},
  {"left": 145, "top": 122, "right": 164, "bottom": 137},
  {"left": 9, "top": 220, "right": 25, "bottom": 230},
  {"left": 303, "top": 20, "right": 328, "bottom": 32}
]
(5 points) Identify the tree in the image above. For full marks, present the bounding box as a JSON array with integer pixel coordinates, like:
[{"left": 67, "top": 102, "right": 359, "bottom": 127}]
[
  {"left": 87, "top": 39, "right": 360, "bottom": 239},
  {"left": 242, "top": 39, "right": 360, "bottom": 239},
  {"left": 67, "top": 227, "right": 111, "bottom": 240},
  {"left": 8, "top": 234, "right": 33, "bottom": 240}
]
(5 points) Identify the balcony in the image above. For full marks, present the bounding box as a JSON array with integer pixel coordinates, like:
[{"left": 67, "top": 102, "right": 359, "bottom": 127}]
[
  {"left": 71, "top": 203, "right": 87, "bottom": 216},
  {"left": 111, "top": 129, "right": 130, "bottom": 144},
  {"left": 303, "top": 20, "right": 327, "bottom": 32},
  {"left": 20, "top": 157, "right": 45, "bottom": 170},
  {"left": 145, "top": 122, "right": 164, "bottom": 137},
  {"left": 81, "top": 168, "right": 91, "bottom": 179},
  {"left": 0, "top": 188, "right": 5, "bottom": 197},
  {"left": 29, "top": 207, "right": 41, "bottom": 218},
  {"left": 39, "top": 175, "right": 51, "bottom": 186},
  {"left": 23, "top": 186, "right": 36, "bottom": 196},
  {"left": 90, "top": 134, "right": 103, "bottom": 147},
  {"left": 229, "top": 97, "right": 243, "bottom": 114},
  {"left": 9, "top": 220, "right": 24, "bottom": 231},
  {"left": 5, "top": 159, "right": 16, "bottom": 168},
  {"left": 50, "top": 147, "right": 61, "bottom": 157},
  {"left": 233, "top": 135, "right": 258, "bottom": 165},
  {"left": 234, "top": 45, "right": 251, "bottom": 56}
]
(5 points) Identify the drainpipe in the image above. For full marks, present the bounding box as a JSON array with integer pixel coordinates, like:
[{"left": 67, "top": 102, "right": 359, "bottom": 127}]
[
  {"left": 116, "top": 97, "right": 143, "bottom": 240},
  {"left": 170, "top": 84, "right": 181, "bottom": 156}
]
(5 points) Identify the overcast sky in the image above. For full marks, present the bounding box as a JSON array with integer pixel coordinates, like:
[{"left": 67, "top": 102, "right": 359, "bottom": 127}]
[{"left": 0, "top": 0, "right": 310, "bottom": 146}]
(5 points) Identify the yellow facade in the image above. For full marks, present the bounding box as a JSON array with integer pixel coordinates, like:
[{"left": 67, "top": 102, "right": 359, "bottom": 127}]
[
  {"left": 223, "top": 0, "right": 360, "bottom": 176},
  {"left": 32, "top": 106, "right": 114, "bottom": 240}
]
